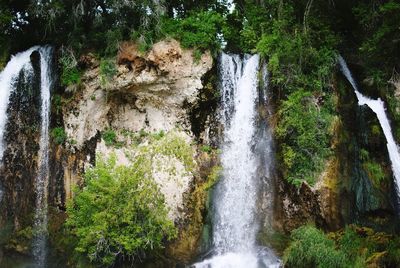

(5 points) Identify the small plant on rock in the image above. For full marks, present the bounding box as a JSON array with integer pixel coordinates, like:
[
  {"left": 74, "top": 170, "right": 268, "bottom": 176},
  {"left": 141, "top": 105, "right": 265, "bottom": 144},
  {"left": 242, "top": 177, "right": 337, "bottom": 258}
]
[{"left": 51, "top": 127, "right": 67, "bottom": 145}]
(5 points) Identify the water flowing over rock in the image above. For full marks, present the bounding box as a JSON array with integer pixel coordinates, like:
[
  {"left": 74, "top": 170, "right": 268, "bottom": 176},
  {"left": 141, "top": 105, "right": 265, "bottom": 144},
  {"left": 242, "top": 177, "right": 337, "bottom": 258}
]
[
  {"left": 0, "top": 47, "right": 38, "bottom": 163},
  {"left": 0, "top": 46, "right": 59, "bottom": 266},
  {"left": 194, "top": 53, "right": 280, "bottom": 268},
  {"left": 0, "top": 46, "right": 41, "bottom": 231},
  {"left": 339, "top": 56, "right": 400, "bottom": 206},
  {"left": 32, "top": 47, "right": 53, "bottom": 267}
]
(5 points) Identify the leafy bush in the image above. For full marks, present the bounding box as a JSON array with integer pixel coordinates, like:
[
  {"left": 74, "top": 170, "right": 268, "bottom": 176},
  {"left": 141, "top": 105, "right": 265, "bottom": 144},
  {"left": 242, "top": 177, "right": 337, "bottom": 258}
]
[
  {"left": 59, "top": 48, "right": 81, "bottom": 86},
  {"left": 162, "top": 11, "right": 224, "bottom": 54},
  {"left": 359, "top": 148, "right": 388, "bottom": 185},
  {"left": 148, "top": 131, "right": 195, "bottom": 171},
  {"left": 275, "top": 90, "right": 334, "bottom": 186},
  {"left": 354, "top": 1, "right": 400, "bottom": 72},
  {"left": 52, "top": 94, "right": 63, "bottom": 115},
  {"left": 102, "top": 129, "right": 117, "bottom": 146},
  {"left": 284, "top": 225, "right": 348, "bottom": 268},
  {"left": 201, "top": 145, "right": 212, "bottom": 153},
  {"left": 151, "top": 130, "right": 165, "bottom": 141},
  {"left": 51, "top": 127, "right": 67, "bottom": 145},
  {"left": 99, "top": 59, "right": 117, "bottom": 85},
  {"left": 363, "top": 161, "right": 387, "bottom": 185},
  {"left": 66, "top": 155, "right": 177, "bottom": 266},
  {"left": 103, "top": 29, "right": 123, "bottom": 56},
  {"left": 285, "top": 225, "right": 400, "bottom": 268}
]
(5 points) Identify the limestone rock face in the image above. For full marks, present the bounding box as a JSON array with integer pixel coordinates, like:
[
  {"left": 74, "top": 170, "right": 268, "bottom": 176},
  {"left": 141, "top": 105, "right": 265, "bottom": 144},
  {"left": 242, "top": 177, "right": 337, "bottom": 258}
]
[
  {"left": 62, "top": 39, "right": 213, "bottom": 223},
  {"left": 64, "top": 39, "right": 212, "bottom": 149}
]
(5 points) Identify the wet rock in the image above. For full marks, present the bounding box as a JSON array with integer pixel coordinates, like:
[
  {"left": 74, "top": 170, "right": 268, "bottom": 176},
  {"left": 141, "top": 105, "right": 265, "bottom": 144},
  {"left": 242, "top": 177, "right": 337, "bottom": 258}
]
[{"left": 0, "top": 51, "right": 41, "bottom": 234}]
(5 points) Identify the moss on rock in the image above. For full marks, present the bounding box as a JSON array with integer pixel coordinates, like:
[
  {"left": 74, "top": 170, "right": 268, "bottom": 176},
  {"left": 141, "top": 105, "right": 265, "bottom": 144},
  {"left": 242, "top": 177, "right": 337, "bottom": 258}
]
[{"left": 166, "top": 150, "right": 221, "bottom": 263}]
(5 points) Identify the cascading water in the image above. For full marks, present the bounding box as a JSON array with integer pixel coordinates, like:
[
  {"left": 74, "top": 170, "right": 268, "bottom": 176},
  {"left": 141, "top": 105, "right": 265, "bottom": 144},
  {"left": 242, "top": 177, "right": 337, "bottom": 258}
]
[
  {"left": 195, "top": 53, "right": 280, "bottom": 268},
  {"left": 339, "top": 56, "right": 400, "bottom": 203},
  {"left": 0, "top": 47, "right": 38, "bottom": 163},
  {"left": 32, "top": 46, "right": 53, "bottom": 267}
]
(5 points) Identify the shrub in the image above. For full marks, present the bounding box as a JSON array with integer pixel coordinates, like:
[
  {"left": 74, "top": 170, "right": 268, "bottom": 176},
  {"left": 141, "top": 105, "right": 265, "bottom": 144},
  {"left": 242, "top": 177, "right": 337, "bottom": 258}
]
[
  {"left": 275, "top": 90, "right": 334, "bottom": 186},
  {"left": 200, "top": 145, "right": 212, "bottom": 153},
  {"left": 51, "top": 127, "right": 67, "bottom": 145},
  {"left": 102, "top": 129, "right": 117, "bottom": 146},
  {"left": 104, "top": 29, "right": 123, "bottom": 56},
  {"left": 284, "top": 225, "right": 400, "bottom": 268},
  {"left": 359, "top": 148, "right": 388, "bottom": 185},
  {"left": 59, "top": 48, "right": 81, "bottom": 86},
  {"left": 66, "top": 155, "right": 177, "bottom": 266},
  {"left": 363, "top": 161, "right": 387, "bottom": 185},
  {"left": 99, "top": 59, "right": 117, "bottom": 85},
  {"left": 151, "top": 130, "right": 165, "bottom": 141},
  {"left": 149, "top": 131, "right": 195, "bottom": 171},
  {"left": 52, "top": 94, "right": 63, "bottom": 115},
  {"left": 284, "top": 225, "right": 348, "bottom": 268}
]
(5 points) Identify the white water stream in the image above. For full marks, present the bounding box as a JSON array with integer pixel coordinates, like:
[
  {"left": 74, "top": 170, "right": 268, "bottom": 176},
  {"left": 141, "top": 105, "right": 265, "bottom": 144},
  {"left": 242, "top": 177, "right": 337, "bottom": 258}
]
[
  {"left": 339, "top": 56, "right": 400, "bottom": 202},
  {"left": 0, "top": 47, "right": 38, "bottom": 163},
  {"left": 195, "top": 53, "right": 280, "bottom": 268},
  {"left": 32, "top": 46, "right": 53, "bottom": 267}
]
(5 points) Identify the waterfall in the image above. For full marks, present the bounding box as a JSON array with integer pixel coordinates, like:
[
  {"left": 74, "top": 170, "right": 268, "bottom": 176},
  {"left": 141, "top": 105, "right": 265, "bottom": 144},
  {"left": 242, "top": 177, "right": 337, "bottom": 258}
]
[
  {"left": 32, "top": 46, "right": 53, "bottom": 267},
  {"left": 338, "top": 56, "right": 400, "bottom": 203},
  {"left": 195, "top": 53, "right": 280, "bottom": 268},
  {"left": 0, "top": 47, "right": 38, "bottom": 163}
]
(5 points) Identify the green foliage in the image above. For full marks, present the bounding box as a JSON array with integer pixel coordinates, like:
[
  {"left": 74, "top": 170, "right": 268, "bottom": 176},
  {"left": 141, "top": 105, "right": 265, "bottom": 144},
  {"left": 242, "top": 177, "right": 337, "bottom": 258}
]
[
  {"left": 256, "top": 26, "right": 338, "bottom": 95},
  {"left": 336, "top": 225, "right": 400, "bottom": 267},
  {"left": 59, "top": 48, "right": 81, "bottom": 86},
  {"left": 66, "top": 155, "right": 177, "bottom": 266},
  {"left": 0, "top": 40, "right": 9, "bottom": 71},
  {"left": 350, "top": 1, "right": 400, "bottom": 95},
  {"left": 193, "top": 49, "right": 203, "bottom": 63},
  {"left": 52, "top": 94, "right": 63, "bottom": 115},
  {"left": 3, "top": 1, "right": 169, "bottom": 56},
  {"left": 162, "top": 11, "right": 224, "bottom": 54},
  {"left": 354, "top": 1, "right": 400, "bottom": 67},
  {"left": 284, "top": 225, "right": 348, "bottom": 268},
  {"left": 363, "top": 161, "right": 387, "bottom": 185},
  {"left": 201, "top": 145, "right": 212, "bottom": 153},
  {"left": 258, "top": 230, "right": 291, "bottom": 256},
  {"left": 359, "top": 148, "right": 369, "bottom": 161},
  {"left": 102, "top": 129, "right": 117, "bottom": 146},
  {"left": 120, "top": 129, "right": 149, "bottom": 146},
  {"left": 359, "top": 148, "right": 388, "bottom": 185},
  {"left": 99, "top": 59, "right": 117, "bottom": 86},
  {"left": 151, "top": 130, "right": 165, "bottom": 141},
  {"left": 66, "top": 129, "right": 195, "bottom": 262},
  {"left": 387, "top": 96, "right": 400, "bottom": 142},
  {"left": 276, "top": 90, "right": 334, "bottom": 186},
  {"left": 285, "top": 225, "right": 400, "bottom": 268},
  {"left": 120, "top": 130, "right": 195, "bottom": 172},
  {"left": 51, "top": 127, "right": 67, "bottom": 145},
  {"left": 146, "top": 131, "right": 195, "bottom": 171},
  {"left": 103, "top": 29, "right": 123, "bottom": 57},
  {"left": 232, "top": 0, "right": 339, "bottom": 187}
]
